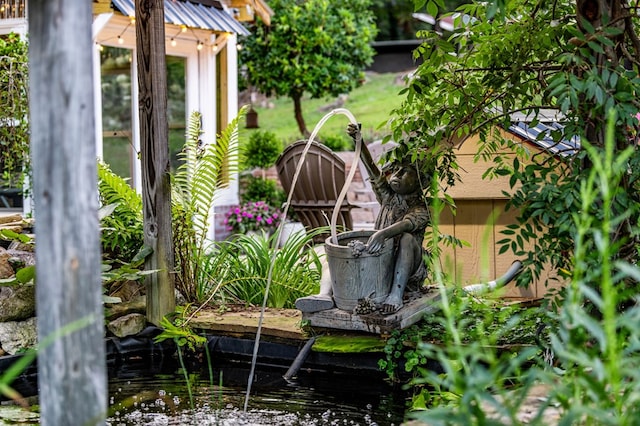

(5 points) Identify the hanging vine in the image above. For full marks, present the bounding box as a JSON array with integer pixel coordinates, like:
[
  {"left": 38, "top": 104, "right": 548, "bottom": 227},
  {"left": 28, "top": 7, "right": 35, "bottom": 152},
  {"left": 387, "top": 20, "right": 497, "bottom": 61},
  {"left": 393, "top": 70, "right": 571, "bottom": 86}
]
[{"left": 0, "top": 33, "right": 29, "bottom": 189}]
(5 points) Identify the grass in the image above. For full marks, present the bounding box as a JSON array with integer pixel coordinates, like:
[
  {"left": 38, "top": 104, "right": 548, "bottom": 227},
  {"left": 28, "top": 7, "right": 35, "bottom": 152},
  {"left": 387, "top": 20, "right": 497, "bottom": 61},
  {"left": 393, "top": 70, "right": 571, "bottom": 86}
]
[{"left": 239, "top": 71, "right": 409, "bottom": 146}]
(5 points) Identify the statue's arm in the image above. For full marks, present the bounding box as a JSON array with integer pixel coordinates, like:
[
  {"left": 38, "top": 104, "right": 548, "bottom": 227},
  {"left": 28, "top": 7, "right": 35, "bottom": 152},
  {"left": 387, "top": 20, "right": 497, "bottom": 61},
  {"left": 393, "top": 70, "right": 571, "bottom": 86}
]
[
  {"left": 367, "top": 219, "right": 414, "bottom": 253},
  {"left": 347, "top": 123, "right": 380, "bottom": 181}
]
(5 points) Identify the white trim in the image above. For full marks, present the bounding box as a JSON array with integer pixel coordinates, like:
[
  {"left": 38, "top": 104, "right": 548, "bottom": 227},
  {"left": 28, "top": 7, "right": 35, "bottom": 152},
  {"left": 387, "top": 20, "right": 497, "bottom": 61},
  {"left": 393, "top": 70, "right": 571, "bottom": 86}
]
[
  {"left": 216, "top": 35, "right": 240, "bottom": 208},
  {"left": 131, "top": 50, "right": 142, "bottom": 193},
  {"left": 0, "top": 19, "right": 27, "bottom": 36}
]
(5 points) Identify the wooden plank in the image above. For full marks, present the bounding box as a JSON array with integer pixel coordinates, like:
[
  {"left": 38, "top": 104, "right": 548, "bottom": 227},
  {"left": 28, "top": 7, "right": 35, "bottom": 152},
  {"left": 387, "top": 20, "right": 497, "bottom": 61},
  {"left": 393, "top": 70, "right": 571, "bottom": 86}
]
[
  {"left": 493, "top": 203, "right": 536, "bottom": 298},
  {"left": 189, "top": 309, "right": 306, "bottom": 340},
  {"left": 446, "top": 154, "right": 515, "bottom": 199},
  {"left": 28, "top": 0, "right": 107, "bottom": 423},
  {"left": 453, "top": 200, "right": 496, "bottom": 285},
  {"left": 0, "top": 214, "right": 22, "bottom": 225},
  {"left": 135, "top": 0, "right": 176, "bottom": 325},
  {"left": 93, "top": 0, "right": 112, "bottom": 14},
  {"left": 436, "top": 204, "right": 459, "bottom": 282},
  {"left": 304, "top": 291, "right": 442, "bottom": 335}
]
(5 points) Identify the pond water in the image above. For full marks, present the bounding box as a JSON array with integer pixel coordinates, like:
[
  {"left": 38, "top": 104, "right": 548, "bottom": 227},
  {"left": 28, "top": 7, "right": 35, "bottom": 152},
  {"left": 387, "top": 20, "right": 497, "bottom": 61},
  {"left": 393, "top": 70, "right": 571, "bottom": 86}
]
[{"left": 106, "top": 357, "right": 408, "bottom": 426}]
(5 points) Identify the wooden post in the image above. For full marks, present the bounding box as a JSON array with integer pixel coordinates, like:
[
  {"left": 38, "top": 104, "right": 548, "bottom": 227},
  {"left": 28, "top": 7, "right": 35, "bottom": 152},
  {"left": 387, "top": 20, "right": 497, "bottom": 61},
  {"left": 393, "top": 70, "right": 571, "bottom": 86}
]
[
  {"left": 28, "top": 0, "right": 107, "bottom": 424},
  {"left": 135, "top": 0, "right": 176, "bottom": 325}
]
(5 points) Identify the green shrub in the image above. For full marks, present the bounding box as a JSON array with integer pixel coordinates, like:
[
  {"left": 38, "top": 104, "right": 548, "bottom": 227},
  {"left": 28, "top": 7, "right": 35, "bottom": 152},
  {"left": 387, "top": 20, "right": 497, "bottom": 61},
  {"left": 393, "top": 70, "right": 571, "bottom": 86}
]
[
  {"left": 320, "top": 134, "right": 353, "bottom": 152},
  {"left": 242, "top": 130, "right": 283, "bottom": 170},
  {"left": 240, "top": 175, "right": 286, "bottom": 207}
]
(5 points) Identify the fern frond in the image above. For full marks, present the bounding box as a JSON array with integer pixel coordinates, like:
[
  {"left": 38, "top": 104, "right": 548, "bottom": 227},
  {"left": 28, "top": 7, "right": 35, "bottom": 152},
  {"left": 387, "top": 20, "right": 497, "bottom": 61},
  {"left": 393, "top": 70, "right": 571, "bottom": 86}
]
[
  {"left": 97, "top": 161, "right": 142, "bottom": 217},
  {"left": 173, "top": 111, "right": 203, "bottom": 202},
  {"left": 174, "top": 107, "right": 246, "bottom": 237}
]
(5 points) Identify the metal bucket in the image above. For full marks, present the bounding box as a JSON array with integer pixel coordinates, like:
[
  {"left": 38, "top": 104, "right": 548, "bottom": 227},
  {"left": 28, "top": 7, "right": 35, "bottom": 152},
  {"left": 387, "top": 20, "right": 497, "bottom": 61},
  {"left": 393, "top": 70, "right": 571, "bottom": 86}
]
[{"left": 325, "top": 230, "right": 394, "bottom": 311}]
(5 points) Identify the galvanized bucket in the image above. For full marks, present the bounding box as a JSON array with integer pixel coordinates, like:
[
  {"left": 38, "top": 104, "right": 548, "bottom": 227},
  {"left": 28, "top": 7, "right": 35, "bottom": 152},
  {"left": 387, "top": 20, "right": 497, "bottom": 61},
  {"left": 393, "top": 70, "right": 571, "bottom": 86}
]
[{"left": 325, "top": 230, "right": 394, "bottom": 311}]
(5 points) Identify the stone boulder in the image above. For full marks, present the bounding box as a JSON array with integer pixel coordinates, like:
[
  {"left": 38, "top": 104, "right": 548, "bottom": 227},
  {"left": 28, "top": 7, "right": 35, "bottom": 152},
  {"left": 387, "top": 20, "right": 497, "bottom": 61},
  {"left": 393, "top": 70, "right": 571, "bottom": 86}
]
[
  {"left": 0, "top": 285, "right": 36, "bottom": 322},
  {"left": 107, "top": 313, "right": 147, "bottom": 338},
  {"left": 0, "top": 247, "right": 36, "bottom": 280},
  {"left": 0, "top": 317, "right": 37, "bottom": 355},
  {"left": 0, "top": 250, "right": 15, "bottom": 279}
]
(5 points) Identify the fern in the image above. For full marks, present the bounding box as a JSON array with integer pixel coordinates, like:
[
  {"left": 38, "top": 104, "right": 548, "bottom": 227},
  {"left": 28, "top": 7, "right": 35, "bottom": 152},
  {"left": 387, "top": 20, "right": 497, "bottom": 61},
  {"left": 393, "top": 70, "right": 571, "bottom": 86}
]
[
  {"left": 172, "top": 107, "right": 246, "bottom": 302},
  {"left": 97, "top": 161, "right": 144, "bottom": 262},
  {"left": 97, "top": 161, "right": 142, "bottom": 217}
]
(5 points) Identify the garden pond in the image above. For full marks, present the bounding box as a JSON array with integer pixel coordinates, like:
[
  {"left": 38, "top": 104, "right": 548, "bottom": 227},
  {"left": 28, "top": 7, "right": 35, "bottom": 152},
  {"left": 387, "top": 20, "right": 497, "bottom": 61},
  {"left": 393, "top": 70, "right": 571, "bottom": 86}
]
[{"left": 0, "top": 331, "right": 410, "bottom": 425}]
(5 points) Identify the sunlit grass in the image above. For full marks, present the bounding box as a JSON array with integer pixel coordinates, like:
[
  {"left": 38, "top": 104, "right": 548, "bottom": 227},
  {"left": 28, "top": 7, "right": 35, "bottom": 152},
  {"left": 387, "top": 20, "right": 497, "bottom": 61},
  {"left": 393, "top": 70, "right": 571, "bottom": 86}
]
[{"left": 239, "top": 72, "right": 409, "bottom": 145}]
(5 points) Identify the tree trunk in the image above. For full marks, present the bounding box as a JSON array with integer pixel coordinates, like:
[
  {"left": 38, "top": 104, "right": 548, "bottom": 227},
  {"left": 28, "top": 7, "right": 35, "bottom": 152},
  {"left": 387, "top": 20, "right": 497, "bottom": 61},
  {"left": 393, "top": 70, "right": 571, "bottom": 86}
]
[
  {"left": 293, "top": 93, "right": 310, "bottom": 138},
  {"left": 29, "top": 0, "right": 107, "bottom": 424},
  {"left": 136, "top": 0, "right": 176, "bottom": 325}
]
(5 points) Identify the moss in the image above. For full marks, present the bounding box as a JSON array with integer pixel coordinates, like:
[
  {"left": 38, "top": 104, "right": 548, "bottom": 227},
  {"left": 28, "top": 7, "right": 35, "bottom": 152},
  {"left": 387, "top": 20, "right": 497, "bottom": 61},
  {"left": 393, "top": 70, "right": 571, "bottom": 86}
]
[{"left": 312, "top": 335, "right": 387, "bottom": 353}]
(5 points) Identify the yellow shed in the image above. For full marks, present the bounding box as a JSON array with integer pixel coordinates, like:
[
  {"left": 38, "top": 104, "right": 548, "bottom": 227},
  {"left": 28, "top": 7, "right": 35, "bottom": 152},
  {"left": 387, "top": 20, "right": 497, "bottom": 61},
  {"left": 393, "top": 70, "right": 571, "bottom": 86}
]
[{"left": 438, "top": 118, "right": 578, "bottom": 300}]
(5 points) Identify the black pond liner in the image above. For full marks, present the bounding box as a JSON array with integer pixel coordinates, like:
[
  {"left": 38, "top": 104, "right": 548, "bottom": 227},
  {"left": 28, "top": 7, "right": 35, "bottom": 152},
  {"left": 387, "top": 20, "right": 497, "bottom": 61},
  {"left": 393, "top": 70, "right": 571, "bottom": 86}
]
[{"left": 0, "top": 326, "right": 426, "bottom": 402}]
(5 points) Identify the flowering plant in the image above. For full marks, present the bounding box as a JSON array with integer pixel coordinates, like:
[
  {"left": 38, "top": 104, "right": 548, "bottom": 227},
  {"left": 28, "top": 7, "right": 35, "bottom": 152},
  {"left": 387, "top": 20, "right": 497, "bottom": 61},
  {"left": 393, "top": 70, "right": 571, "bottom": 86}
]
[{"left": 224, "top": 201, "right": 282, "bottom": 234}]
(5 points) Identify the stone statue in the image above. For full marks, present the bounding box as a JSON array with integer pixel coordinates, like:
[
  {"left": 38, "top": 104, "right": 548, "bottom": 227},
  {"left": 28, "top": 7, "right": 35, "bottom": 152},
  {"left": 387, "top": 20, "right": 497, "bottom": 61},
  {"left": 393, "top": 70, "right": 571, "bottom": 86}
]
[{"left": 295, "top": 123, "right": 431, "bottom": 314}]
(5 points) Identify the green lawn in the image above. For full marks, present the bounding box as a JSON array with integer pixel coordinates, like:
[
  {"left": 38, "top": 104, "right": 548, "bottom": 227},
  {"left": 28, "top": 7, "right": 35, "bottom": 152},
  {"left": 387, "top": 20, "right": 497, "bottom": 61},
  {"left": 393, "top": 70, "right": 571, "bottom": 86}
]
[{"left": 238, "top": 71, "right": 409, "bottom": 147}]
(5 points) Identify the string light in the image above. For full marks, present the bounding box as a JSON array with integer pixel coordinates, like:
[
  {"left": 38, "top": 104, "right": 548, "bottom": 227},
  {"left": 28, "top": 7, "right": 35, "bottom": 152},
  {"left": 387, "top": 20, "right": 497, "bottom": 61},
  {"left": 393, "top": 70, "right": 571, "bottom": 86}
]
[
  {"left": 168, "top": 27, "right": 182, "bottom": 48},
  {"left": 197, "top": 41, "right": 204, "bottom": 50},
  {"left": 116, "top": 20, "right": 132, "bottom": 45}
]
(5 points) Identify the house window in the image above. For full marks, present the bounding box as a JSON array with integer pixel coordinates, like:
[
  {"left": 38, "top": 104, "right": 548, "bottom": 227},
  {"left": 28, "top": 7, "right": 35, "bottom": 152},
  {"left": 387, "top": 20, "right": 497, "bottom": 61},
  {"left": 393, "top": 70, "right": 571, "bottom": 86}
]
[
  {"left": 167, "top": 55, "right": 187, "bottom": 171},
  {"left": 100, "top": 46, "right": 187, "bottom": 182},
  {"left": 101, "top": 46, "right": 134, "bottom": 180}
]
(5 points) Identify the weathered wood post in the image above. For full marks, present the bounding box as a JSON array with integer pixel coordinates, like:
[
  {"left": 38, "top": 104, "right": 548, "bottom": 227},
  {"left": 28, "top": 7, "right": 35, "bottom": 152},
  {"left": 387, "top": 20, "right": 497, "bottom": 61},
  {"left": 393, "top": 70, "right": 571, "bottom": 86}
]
[
  {"left": 29, "top": 0, "right": 107, "bottom": 424},
  {"left": 135, "top": 0, "right": 176, "bottom": 325}
]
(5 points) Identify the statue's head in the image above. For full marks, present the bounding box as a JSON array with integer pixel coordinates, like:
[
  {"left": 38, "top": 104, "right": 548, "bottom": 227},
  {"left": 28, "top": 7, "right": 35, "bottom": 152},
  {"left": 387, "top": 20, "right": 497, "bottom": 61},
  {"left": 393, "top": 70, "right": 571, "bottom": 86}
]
[{"left": 381, "top": 160, "right": 420, "bottom": 196}]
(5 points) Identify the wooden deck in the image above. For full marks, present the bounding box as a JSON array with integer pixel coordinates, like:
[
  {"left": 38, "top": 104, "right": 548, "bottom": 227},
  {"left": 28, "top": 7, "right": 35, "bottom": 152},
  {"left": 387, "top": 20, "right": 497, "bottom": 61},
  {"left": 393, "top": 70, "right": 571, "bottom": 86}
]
[
  {"left": 303, "top": 290, "right": 442, "bottom": 335},
  {"left": 187, "top": 289, "right": 443, "bottom": 342}
]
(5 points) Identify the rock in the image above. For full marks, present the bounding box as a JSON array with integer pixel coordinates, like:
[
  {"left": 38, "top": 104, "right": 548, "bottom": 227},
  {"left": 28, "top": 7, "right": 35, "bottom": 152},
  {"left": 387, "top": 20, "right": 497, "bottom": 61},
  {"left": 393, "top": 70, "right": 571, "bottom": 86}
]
[
  {"left": 8, "top": 239, "right": 35, "bottom": 252},
  {"left": 0, "top": 285, "right": 36, "bottom": 322},
  {"left": 104, "top": 295, "right": 146, "bottom": 320},
  {"left": 0, "top": 317, "right": 37, "bottom": 355},
  {"left": 5, "top": 248, "right": 35, "bottom": 265},
  {"left": 0, "top": 249, "right": 35, "bottom": 280},
  {"left": 108, "top": 280, "right": 144, "bottom": 303},
  {"left": 107, "top": 313, "right": 147, "bottom": 338},
  {"left": 0, "top": 251, "right": 14, "bottom": 279}
]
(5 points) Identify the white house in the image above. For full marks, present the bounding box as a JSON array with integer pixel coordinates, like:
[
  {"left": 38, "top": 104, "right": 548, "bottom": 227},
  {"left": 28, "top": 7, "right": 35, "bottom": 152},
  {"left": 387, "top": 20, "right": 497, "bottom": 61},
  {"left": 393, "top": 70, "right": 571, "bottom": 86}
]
[{"left": 0, "top": 0, "right": 271, "bottom": 239}]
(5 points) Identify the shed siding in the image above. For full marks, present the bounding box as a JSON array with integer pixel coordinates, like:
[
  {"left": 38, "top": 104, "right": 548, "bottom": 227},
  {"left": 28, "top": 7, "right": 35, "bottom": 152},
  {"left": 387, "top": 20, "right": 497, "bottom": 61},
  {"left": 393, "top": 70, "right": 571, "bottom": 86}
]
[{"left": 439, "top": 132, "right": 565, "bottom": 299}]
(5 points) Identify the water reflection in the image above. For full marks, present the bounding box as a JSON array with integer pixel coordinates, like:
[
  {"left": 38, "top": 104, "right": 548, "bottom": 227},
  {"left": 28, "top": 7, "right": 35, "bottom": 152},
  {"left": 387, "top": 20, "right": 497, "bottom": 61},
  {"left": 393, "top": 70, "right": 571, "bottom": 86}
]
[{"left": 107, "top": 359, "right": 407, "bottom": 425}]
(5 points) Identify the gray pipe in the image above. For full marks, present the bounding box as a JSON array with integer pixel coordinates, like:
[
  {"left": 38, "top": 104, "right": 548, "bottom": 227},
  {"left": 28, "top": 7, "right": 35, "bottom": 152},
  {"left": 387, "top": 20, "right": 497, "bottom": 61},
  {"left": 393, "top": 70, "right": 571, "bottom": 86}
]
[
  {"left": 462, "top": 260, "right": 523, "bottom": 296},
  {"left": 283, "top": 336, "right": 318, "bottom": 381}
]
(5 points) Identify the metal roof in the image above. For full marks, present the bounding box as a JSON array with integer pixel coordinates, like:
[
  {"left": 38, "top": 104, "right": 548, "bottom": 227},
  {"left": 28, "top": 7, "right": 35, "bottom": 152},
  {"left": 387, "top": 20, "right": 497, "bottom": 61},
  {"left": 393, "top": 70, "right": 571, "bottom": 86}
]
[
  {"left": 507, "top": 121, "right": 580, "bottom": 157},
  {"left": 111, "top": 0, "right": 250, "bottom": 36}
]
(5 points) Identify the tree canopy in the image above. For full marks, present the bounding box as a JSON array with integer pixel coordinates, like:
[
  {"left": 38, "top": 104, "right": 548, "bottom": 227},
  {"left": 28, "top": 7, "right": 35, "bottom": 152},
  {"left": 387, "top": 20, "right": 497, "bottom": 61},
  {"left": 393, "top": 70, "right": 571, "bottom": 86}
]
[
  {"left": 239, "top": 0, "right": 378, "bottom": 137},
  {"left": 389, "top": 0, "right": 640, "bottom": 296}
]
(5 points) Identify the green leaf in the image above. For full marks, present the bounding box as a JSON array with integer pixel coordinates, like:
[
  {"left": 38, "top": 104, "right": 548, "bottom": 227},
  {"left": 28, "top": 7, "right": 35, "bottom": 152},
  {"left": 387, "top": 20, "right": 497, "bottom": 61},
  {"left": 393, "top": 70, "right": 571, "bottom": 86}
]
[
  {"left": 15, "top": 265, "right": 35, "bottom": 284},
  {"left": 131, "top": 245, "right": 153, "bottom": 264}
]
